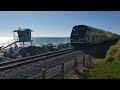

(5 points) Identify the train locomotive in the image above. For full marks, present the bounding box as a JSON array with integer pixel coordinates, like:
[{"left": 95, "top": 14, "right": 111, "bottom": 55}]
[{"left": 70, "top": 25, "right": 120, "bottom": 48}]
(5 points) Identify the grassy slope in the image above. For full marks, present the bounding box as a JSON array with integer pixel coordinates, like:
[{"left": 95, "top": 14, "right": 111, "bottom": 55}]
[{"left": 88, "top": 40, "right": 120, "bottom": 79}]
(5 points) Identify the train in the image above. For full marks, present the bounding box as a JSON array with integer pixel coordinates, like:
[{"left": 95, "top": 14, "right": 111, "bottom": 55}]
[{"left": 70, "top": 25, "right": 120, "bottom": 47}]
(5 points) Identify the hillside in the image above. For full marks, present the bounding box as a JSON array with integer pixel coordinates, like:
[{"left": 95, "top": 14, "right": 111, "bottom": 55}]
[{"left": 88, "top": 40, "right": 120, "bottom": 79}]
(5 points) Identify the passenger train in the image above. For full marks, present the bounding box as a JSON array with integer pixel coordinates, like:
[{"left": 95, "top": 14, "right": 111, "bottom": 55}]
[{"left": 70, "top": 25, "right": 120, "bottom": 47}]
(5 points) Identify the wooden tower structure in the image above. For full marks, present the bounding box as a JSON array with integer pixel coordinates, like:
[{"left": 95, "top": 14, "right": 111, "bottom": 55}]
[{"left": 13, "top": 27, "right": 33, "bottom": 46}]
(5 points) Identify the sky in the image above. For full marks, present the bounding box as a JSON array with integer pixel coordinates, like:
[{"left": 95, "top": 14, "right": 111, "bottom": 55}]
[{"left": 0, "top": 11, "right": 120, "bottom": 37}]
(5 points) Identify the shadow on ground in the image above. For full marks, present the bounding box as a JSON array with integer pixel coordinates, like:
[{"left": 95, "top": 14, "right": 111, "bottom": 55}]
[{"left": 78, "top": 40, "right": 119, "bottom": 59}]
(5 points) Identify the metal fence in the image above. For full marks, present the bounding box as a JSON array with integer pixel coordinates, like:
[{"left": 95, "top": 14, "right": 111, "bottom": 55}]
[{"left": 40, "top": 54, "right": 95, "bottom": 79}]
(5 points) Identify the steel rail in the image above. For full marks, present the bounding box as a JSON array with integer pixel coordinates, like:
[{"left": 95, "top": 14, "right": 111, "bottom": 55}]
[{"left": 0, "top": 48, "right": 77, "bottom": 71}]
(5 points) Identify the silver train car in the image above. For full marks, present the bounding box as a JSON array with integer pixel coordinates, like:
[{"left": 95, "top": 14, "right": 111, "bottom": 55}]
[{"left": 70, "top": 25, "right": 120, "bottom": 47}]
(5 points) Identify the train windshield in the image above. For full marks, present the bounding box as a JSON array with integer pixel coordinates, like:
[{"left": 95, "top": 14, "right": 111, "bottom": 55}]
[
  {"left": 71, "top": 34, "right": 84, "bottom": 39},
  {"left": 71, "top": 26, "right": 86, "bottom": 39}
]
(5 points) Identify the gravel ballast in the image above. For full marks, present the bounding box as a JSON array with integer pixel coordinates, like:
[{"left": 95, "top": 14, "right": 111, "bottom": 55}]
[{"left": 0, "top": 50, "right": 85, "bottom": 79}]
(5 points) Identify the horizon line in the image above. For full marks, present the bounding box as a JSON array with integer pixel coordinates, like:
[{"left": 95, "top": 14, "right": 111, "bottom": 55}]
[{"left": 0, "top": 36, "right": 70, "bottom": 38}]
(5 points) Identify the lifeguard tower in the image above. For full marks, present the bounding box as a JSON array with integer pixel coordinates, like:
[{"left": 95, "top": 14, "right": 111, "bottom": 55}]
[
  {"left": 0, "top": 27, "right": 33, "bottom": 50},
  {"left": 14, "top": 27, "right": 33, "bottom": 46}
]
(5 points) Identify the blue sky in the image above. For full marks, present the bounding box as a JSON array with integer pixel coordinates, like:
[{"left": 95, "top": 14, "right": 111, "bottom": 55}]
[{"left": 0, "top": 11, "right": 120, "bottom": 37}]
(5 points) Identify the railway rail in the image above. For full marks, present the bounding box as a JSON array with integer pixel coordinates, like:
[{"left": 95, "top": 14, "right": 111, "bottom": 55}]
[{"left": 0, "top": 47, "right": 77, "bottom": 71}]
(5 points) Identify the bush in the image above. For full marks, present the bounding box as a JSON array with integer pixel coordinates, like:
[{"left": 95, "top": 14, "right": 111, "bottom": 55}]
[
  {"left": 113, "top": 48, "right": 120, "bottom": 60},
  {"left": 105, "top": 55, "right": 114, "bottom": 62},
  {"left": 105, "top": 40, "right": 120, "bottom": 62},
  {"left": 89, "top": 61, "right": 120, "bottom": 79},
  {"left": 95, "top": 59, "right": 105, "bottom": 64},
  {"left": 88, "top": 40, "right": 120, "bottom": 79}
]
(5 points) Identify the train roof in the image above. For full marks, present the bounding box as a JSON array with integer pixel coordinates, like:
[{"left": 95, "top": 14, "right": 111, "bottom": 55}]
[
  {"left": 73, "top": 25, "right": 120, "bottom": 36},
  {"left": 73, "top": 25, "right": 86, "bottom": 28},
  {"left": 73, "top": 25, "right": 107, "bottom": 32},
  {"left": 73, "top": 25, "right": 103, "bottom": 30}
]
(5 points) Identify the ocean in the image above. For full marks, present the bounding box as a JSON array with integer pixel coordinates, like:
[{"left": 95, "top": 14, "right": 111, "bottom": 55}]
[
  {"left": 32, "top": 37, "right": 70, "bottom": 45},
  {"left": 0, "top": 37, "right": 70, "bottom": 47}
]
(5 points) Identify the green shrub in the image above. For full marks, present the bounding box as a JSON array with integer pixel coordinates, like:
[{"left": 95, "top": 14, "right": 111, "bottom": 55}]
[
  {"left": 95, "top": 59, "right": 105, "bottom": 64},
  {"left": 105, "top": 55, "right": 113, "bottom": 62},
  {"left": 88, "top": 40, "right": 120, "bottom": 79},
  {"left": 113, "top": 48, "right": 120, "bottom": 60},
  {"left": 105, "top": 40, "right": 120, "bottom": 62},
  {"left": 89, "top": 61, "right": 120, "bottom": 79}
]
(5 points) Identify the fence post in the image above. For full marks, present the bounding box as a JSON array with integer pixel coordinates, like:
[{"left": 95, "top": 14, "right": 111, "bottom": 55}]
[
  {"left": 83, "top": 54, "right": 85, "bottom": 67},
  {"left": 61, "top": 63, "right": 64, "bottom": 79},
  {"left": 42, "top": 69, "right": 46, "bottom": 79},
  {"left": 89, "top": 55, "right": 92, "bottom": 67},
  {"left": 75, "top": 58, "right": 77, "bottom": 73}
]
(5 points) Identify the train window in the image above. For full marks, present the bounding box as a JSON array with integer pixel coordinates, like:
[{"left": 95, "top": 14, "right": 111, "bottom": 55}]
[{"left": 80, "top": 27, "right": 85, "bottom": 31}]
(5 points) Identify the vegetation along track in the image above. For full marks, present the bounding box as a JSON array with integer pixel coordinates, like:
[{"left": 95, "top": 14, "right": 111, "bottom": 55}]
[{"left": 0, "top": 47, "right": 77, "bottom": 71}]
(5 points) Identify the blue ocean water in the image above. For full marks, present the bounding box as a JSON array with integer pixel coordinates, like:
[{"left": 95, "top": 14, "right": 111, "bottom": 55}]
[
  {"left": 32, "top": 37, "right": 70, "bottom": 45},
  {"left": 0, "top": 37, "right": 70, "bottom": 47}
]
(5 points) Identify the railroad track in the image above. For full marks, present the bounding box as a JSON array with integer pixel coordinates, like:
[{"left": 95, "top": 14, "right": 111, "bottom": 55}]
[{"left": 0, "top": 47, "right": 77, "bottom": 71}]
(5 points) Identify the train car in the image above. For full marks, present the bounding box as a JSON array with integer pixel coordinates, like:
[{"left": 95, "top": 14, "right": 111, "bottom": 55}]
[{"left": 70, "top": 25, "right": 120, "bottom": 48}]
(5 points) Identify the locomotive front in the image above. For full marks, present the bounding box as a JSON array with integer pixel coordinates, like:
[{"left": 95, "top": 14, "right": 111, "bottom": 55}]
[{"left": 70, "top": 25, "right": 86, "bottom": 47}]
